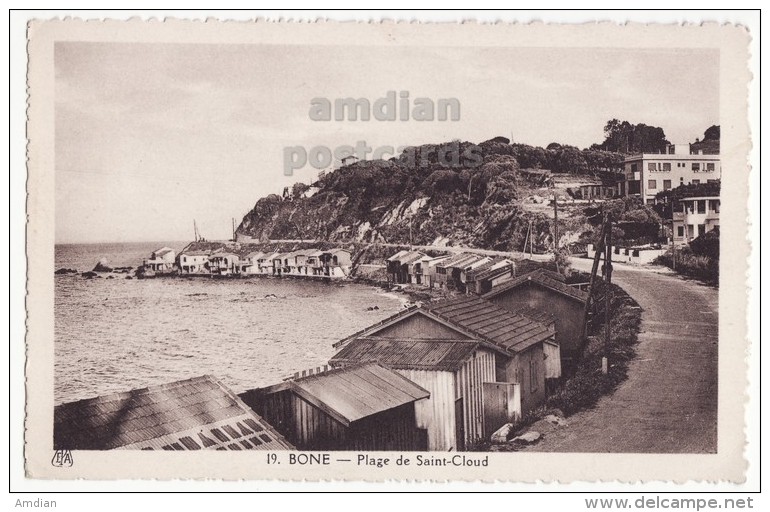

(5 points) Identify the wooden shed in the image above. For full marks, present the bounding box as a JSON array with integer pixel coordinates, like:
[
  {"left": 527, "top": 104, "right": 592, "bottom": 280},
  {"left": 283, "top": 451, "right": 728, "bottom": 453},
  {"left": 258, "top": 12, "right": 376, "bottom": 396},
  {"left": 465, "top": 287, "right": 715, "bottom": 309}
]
[
  {"left": 483, "top": 268, "right": 588, "bottom": 373},
  {"left": 241, "top": 363, "right": 430, "bottom": 451},
  {"left": 331, "top": 296, "right": 556, "bottom": 450},
  {"left": 54, "top": 375, "right": 294, "bottom": 451}
]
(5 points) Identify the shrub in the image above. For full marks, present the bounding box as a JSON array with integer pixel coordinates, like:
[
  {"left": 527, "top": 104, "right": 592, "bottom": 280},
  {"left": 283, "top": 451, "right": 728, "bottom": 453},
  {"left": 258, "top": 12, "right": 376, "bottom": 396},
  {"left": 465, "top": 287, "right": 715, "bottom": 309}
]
[
  {"left": 654, "top": 246, "right": 719, "bottom": 285},
  {"left": 546, "top": 282, "right": 642, "bottom": 415}
]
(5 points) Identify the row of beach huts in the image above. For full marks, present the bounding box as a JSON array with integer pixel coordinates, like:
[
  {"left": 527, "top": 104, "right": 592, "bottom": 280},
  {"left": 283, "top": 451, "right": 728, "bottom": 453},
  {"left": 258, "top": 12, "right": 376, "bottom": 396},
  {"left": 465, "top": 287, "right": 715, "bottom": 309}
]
[
  {"left": 142, "top": 242, "right": 524, "bottom": 296},
  {"left": 142, "top": 243, "right": 353, "bottom": 278},
  {"left": 56, "top": 254, "right": 592, "bottom": 453}
]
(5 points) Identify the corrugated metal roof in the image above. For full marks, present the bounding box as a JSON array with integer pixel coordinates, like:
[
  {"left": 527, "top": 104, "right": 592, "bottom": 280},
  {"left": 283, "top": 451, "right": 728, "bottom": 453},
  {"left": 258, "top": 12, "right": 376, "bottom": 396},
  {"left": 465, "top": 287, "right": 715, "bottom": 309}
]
[
  {"left": 482, "top": 268, "right": 588, "bottom": 303},
  {"left": 282, "top": 363, "right": 429, "bottom": 426},
  {"left": 426, "top": 296, "right": 554, "bottom": 353},
  {"left": 437, "top": 252, "right": 485, "bottom": 269},
  {"left": 472, "top": 264, "right": 513, "bottom": 282},
  {"left": 330, "top": 337, "right": 480, "bottom": 371},
  {"left": 54, "top": 376, "right": 294, "bottom": 451}
]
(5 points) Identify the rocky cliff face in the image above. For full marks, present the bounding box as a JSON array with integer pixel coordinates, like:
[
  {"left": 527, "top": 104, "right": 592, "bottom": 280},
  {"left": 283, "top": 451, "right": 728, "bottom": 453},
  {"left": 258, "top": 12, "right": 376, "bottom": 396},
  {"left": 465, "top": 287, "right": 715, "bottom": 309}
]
[{"left": 237, "top": 138, "right": 624, "bottom": 252}]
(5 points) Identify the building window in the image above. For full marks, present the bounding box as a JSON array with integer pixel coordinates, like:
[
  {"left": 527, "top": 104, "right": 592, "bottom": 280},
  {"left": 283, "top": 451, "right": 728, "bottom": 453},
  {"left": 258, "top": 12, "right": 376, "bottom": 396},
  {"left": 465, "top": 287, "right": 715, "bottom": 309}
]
[
  {"left": 711, "top": 200, "right": 720, "bottom": 213},
  {"left": 631, "top": 163, "right": 637, "bottom": 172},
  {"left": 663, "top": 180, "right": 672, "bottom": 190},
  {"left": 662, "top": 162, "right": 671, "bottom": 171},
  {"left": 648, "top": 180, "right": 657, "bottom": 189},
  {"left": 688, "top": 224, "right": 694, "bottom": 237},
  {"left": 680, "top": 177, "right": 685, "bottom": 185},
  {"left": 677, "top": 226, "right": 684, "bottom": 237},
  {"left": 692, "top": 163, "right": 701, "bottom": 171},
  {"left": 706, "top": 163, "right": 715, "bottom": 171},
  {"left": 697, "top": 200, "right": 706, "bottom": 214},
  {"left": 692, "top": 179, "right": 700, "bottom": 185},
  {"left": 648, "top": 163, "right": 656, "bottom": 171}
]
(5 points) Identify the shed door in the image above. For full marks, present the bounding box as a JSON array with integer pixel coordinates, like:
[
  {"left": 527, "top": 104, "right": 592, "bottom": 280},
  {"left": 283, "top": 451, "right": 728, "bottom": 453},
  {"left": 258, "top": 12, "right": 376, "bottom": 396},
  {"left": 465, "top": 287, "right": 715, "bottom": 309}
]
[
  {"left": 455, "top": 397, "right": 465, "bottom": 452},
  {"left": 483, "top": 383, "right": 520, "bottom": 439}
]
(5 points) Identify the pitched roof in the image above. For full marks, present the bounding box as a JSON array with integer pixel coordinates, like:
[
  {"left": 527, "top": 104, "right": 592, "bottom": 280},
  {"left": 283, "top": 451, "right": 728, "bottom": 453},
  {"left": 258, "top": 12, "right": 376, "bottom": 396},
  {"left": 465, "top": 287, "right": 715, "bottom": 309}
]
[
  {"left": 334, "top": 295, "right": 553, "bottom": 355},
  {"left": 387, "top": 250, "right": 426, "bottom": 265},
  {"left": 466, "top": 258, "right": 514, "bottom": 282},
  {"left": 153, "top": 247, "right": 174, "bottom": 257},
  {"left": 437, "top": 252, "right": 486, "bottom": 269},
  {"left": 425, "top": 296, "right": 554, "bottom": 353},
  {"left": 264, "top": 363, "right": 429, "bottom": 426},
  {"left": 54, "top": 376, "right": 294, "bottom": 451},
  {"left": 330, "top": 337, "right": 481, "bottom": 371},
  {"left": 482, "top": 269, "right": 589, "bottom": 303}
]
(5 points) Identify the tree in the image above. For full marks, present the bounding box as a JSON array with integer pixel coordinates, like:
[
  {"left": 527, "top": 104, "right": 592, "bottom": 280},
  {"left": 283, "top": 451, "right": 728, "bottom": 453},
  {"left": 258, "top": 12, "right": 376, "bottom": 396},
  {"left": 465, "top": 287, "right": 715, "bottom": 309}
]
[
  {"left": 596, "top": 119, "right": 670, "bottom": 154},
  {"left": 703, "top": 125, "right": 720, "bottom": 141}
]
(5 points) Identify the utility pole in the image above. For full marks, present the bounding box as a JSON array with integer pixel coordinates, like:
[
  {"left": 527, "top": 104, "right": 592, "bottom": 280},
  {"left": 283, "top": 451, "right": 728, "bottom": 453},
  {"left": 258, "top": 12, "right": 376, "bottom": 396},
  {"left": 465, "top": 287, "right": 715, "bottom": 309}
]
[
  {"left": 552, "top": 192, "right": 560, "bottom": 273},
  {"left": 580, "top": 207, "right": 608, "bottom": 342},
  {"left": 522, "top": 220, "right": 531, "bottom": 259},
  {"left": 232, "top": 218, "right": 236, "bottom": 242},
  {"left": 603, "top": 213, "right": 613, "bottom": 375},
  {"left": 529, "top": 219, "right": 535, "bottom": 259}
]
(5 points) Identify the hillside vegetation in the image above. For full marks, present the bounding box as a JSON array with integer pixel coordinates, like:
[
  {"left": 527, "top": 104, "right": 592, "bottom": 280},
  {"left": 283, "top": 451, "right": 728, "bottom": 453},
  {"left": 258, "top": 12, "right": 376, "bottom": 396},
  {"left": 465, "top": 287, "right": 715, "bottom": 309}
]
[{"left": 237, "top": 137, "right": 627, "bottom": 252}]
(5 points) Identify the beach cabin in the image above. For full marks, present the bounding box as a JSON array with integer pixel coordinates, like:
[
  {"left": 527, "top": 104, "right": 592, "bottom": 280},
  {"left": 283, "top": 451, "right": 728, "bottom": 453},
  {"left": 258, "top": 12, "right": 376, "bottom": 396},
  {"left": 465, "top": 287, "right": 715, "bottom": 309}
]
[
  {"left": 271, "top": 252, "right": 287, "bottom": 276},
  {"left": 315, "top": 248, "right": 351, "bottom": 278},
  {"left": 143, "top": 247, "right": 176, "bottom": 274},
  {"left": 239, "top": 251, "right": 265, "bottom": 275},
  {"left": 177, "top": 250, "right": 210, "bottom": 274},
  {"left": 305, "top": 249, "right": 324, "bottom": 274},
  {"left": 240, "top": 364, "right": 429, "bottom": 451},
  {"left": 330, "top": 295, "right": 556, "bottom": 450},
  {"left": 433, "top": 253, "right": 492, "bottom": 292},
  {"left": 466, "top": 258, "right": 516, "bottom": 295},
  {"left": 209, "top": 252, "right": 240, "bottom": 276},
  {"left": 482, "top": 268, "right": 588, "bottom": 373},
  {"left": 423, "top": 255, "right": 451, "bottom": 288},
  {"left": 386, "top": 250, "right": 427, "bottom": 284},
  {"left": 54, "top": 375, "right": 294, "bottom": 451},
  {"left": 260, "top": 252, "right": 280, "bottom": 275}
]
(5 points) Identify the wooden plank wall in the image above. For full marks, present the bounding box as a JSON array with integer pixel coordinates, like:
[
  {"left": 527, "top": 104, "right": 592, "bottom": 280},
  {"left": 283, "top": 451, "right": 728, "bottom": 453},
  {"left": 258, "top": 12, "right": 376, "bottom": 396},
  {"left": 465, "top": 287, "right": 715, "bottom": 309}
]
[
  {"left": 395, "top": 369, "right": 456, "bottom": 451},
  {"left": 348, "top": 403, "right": 426, "bottom": 451},
  {"left": 455, "top": 349, "right": 497, "bottom": 448}
]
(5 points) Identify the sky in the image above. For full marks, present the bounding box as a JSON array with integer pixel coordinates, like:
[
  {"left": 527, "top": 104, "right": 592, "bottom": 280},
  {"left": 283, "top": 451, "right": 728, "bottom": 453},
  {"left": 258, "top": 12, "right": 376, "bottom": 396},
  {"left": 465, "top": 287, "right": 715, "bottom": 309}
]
[{"left": 55, "top": 43, "right": 719, "bottom": 243}]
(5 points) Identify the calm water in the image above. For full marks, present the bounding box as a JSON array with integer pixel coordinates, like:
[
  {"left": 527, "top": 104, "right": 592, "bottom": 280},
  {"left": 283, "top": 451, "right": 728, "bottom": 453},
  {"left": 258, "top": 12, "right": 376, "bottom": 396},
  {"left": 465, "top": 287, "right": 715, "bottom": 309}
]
[{"left": 54, "top": 242, "right": 404, "bottom": 405}]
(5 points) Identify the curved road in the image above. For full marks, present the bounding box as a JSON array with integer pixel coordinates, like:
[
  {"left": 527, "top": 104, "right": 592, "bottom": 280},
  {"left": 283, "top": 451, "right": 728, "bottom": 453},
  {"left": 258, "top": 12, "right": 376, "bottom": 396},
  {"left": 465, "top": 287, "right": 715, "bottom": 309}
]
[{"left": 523, "top": 257, "right": 718, "bottom": 453}]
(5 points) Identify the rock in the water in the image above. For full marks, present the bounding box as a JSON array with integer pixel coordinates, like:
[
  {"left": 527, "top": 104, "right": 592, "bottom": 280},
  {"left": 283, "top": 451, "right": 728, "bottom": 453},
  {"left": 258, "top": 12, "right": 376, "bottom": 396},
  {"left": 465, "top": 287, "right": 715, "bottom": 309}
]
[
  {"left": 491, "top": 423, "right": 514, "bottom": 444},
  {"left": 544, "top": 414, "right": 568, "bottom": 427},
  {"left": 82, "top": 271, "right": 97, "bottom": 279},
  {"left": 55, "top": 268, "right": 78, "bottom": 275},
  {"left": 92, "top": 258, "right": 113, "bottom": 272},
  {"left": 511, "top": 431, "right": 542, "bottom": 444}
]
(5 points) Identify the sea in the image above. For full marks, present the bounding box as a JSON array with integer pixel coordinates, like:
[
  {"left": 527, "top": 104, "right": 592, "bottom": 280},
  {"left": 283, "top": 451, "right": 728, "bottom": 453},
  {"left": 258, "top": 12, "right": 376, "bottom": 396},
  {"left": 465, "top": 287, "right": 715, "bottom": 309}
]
[{"left": 54, "top": 242, "right": 404, "bottom": 405}]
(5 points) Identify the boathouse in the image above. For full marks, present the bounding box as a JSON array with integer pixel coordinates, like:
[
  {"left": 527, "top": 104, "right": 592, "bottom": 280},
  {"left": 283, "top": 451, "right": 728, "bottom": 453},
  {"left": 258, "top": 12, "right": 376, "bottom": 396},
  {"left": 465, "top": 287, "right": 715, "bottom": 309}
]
[
  {"left": 386, "top": 250, "right": 427, "bottom": 284},
  {"left": 240, "top": 251, "right": 265, "bottom": 275},
  {"left": 143, "top": 247, "right": 176, "bottom": 274},
  {"left": 433, "top": 253, "right": 492, "bottom": 292},
  {"left": 177, "top": 250, "right": 210, "bottom": 274},
  {"left": 482, "top": 268, "right": 588, "bottom": 372},
  {"left": 54, "top": 375, "right": 294, "bottom": 451},
  {"left": 330, "top": 295, "right": 556, "bottom": 450},
  {"left": 241, "top": 363, "right": 430, "bottom": 451},
  {"left": 465, "top": 258, "right": 516, "bottom": 295},
  {"left": 208, "top": 252, "right": 240, "bottom": 276}
]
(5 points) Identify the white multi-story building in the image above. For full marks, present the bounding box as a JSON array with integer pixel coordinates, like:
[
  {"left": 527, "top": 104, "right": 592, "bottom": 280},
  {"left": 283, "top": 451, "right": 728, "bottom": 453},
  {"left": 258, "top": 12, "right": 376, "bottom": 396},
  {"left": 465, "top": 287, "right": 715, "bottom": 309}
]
[
  {"left": 671, "top": 195, "right": 720, "bottom": 245},
  {"left": 621, "top": 144, "right": 720, "bottom": 204}
]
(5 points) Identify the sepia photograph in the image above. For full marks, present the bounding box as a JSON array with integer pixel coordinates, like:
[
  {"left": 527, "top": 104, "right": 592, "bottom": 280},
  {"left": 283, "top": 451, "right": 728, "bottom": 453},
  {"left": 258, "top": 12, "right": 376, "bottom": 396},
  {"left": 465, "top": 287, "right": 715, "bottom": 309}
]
[{"left": 20, "top": 15, "right": 755, "bottom": 486}]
